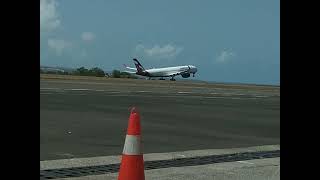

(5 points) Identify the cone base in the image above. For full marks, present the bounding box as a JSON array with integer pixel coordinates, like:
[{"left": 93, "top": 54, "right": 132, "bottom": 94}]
[{"left": 118, "top": 155, "right": 145, "bottom": 180}]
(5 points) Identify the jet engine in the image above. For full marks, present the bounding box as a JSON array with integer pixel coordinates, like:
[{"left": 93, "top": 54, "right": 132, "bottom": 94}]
[{"left": 181, "top": 73, "right": 191, "bottom": 78}]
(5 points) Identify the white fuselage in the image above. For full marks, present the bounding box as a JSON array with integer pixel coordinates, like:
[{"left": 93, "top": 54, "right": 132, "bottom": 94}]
[
  {"left": 124, "top": 58, "right": 198, "bottom": 80},
  {"left": 146, "top": 65, "right": 197, "bottom": 77}
]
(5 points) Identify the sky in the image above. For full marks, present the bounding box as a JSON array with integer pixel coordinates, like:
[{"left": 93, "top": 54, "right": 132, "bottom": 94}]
[{"left": 40, "top": 0, "right": 279, "bottom": 85}]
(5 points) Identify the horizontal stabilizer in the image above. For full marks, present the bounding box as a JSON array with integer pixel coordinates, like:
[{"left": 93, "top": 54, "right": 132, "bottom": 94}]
[
  {"left": 123, "top": 71, "right": 136, "bottom": 74},
  {"left": 123, "top": 64, "right": 136, "bottom": 70}
]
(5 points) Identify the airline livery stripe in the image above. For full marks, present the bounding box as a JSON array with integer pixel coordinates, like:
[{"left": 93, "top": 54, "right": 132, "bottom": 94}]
[{"left": 122, "top": 135, "right": 142, "bottom": 155}]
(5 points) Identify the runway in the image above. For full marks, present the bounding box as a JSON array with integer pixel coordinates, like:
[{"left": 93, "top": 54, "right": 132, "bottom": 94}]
[{"left": 40, "top": 77, "right": 279, "bottom": 161}]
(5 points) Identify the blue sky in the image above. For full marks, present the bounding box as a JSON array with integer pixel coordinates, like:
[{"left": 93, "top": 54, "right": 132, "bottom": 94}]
[{"left": 40, "top": 0, "right": 279, "bottom": 85}]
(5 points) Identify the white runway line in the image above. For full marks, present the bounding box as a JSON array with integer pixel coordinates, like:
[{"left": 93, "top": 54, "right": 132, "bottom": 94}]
[
  {"left": 230, "top": 93, "right": 246, "bottom": 96},
  {"left": 204, "top": 97, "right": 226, "bottom": 99},
  {"left": 224, "top": 93, "right": 252, "bottom": 96},
  {"left": 105, "top": 94, "right": 259, "bottom": 100},
  {"left": 210, "top": 92, "right": 248, "bottom": 96},
  {"left": 41, "top": 89, "right": 65, "bottom": 93},
  {"left": 41, "top": 88, "right": 120, "bottom": 93},
  {"left": 40, "top": 88, "right": 64, "bottom": 92},
  {"left": 136, "top": 91, "right": 152, "bottom": 93},
  {"left": 40, "top": 88, "right": 276, "bottom": 99},
  {"left": 67, "top": 88, "right": 91, "bottom": 91},
  {"left": 93, "top": 89, "right": 106, "bottom": 92},
  {"left": 177, "top": 92, "right": 192, "bottom": 94},
  {"left": 175, "top": 154, "right": 186, "bottom": 158},
  {"left": 237, "top": 161, "right": 254, "bottom": 165},
  {"left": 40, "top": 87, "right": 60, "bottom": 90},
  {"left": 68, "top": 93, "right": 87, "bottom": 96},
  {"left": 254, "top": 95, "right": 269, "bottom": 98}
]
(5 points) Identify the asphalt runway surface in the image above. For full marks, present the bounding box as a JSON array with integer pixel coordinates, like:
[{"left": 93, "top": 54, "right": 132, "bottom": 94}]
[{"left": 40, "top": 77, "right": 280, "bottom": 160}]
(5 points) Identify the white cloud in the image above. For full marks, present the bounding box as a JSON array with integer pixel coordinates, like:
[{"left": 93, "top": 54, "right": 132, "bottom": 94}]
[
  {"left": 81, "top": 32, "right": 95, "bottom": 41},
  {"left": 40, "top": 0, "right": 60, "bottom": 32},
  {"left": 48, "top": 39, "right": 71, "bottom": 56},
  {"left": 135, "top": 44, "right": 183, "bottom": 59},
  {"left": 216, "top": 50, "right": 236, "bottom": 63}
]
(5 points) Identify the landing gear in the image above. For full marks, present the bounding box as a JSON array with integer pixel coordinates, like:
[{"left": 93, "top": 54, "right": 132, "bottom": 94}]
[
  {"left": 170, "top": 76, "right": 176, "bottom": 81},
  {"left": 193, "top": 73, "right": 195, "bottom": 77},
  {"left": 159, "top": 77, "right": 165, "bottom": 80}
]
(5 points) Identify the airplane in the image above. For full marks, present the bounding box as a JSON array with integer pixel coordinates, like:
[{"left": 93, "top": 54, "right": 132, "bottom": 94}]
[{"left": 123, "top": 58, "right": 198, "bottom": 81}]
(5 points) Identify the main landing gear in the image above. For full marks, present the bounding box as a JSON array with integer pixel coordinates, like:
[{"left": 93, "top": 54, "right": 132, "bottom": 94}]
[{"left": 170, "top": 76, "right": 176, "bottom": 81}]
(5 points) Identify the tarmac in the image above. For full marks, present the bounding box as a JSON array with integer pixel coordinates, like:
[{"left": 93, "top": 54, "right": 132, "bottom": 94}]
[
  {"left": 40, "top": 76, "right": 280, "bottom": 161},
  {"left": 40, "top": 145, "right": 280, "bottom": 180}
]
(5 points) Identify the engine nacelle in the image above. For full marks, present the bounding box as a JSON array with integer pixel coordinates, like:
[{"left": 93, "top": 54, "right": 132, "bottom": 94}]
[{"left": 181, "top": 73, "right": 190, "bottom": 78}]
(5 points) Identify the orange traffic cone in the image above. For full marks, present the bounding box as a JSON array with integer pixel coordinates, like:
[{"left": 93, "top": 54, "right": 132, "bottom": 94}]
[{"left": 118, "top": 107, "right": 145, "bottom": 180}]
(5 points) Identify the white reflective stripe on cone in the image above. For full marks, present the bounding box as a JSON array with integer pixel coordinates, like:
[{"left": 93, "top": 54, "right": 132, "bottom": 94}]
[{"left": 122, "top": 135, "right": 142, "bottom": 155}]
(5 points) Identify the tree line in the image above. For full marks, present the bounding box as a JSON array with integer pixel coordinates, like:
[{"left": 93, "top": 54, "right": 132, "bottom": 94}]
[{"left": 40, "top": 66, "right": 136, "bottom": 79}]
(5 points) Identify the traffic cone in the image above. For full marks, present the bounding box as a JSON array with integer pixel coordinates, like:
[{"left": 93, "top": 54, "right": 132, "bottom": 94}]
[{"left": 118, "top": 107, "right": 145, "bottom": 180}]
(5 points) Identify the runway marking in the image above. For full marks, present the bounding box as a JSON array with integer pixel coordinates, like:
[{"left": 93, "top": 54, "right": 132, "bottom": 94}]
[
  {"left": 41, "top": 88, "right": 126, "bottom": 94},
  {"left": 106, "top": 94, "right": 261, "bottom": 100},
  {"left": 226, "top": 93, "right": 247, "bottom": 96},
  {"left": 107, "top": 91, "right": 122, "bottom": 93},
  {"left": 177, "top": 92, "right": 192, "bottom": 94},
  {"left": 93, "top": 89, "right": 106, "bottom": 92},
  {"left": 40, "top": 87, "right": 60, "bottom": 90},
  {"left": 176, "top": 154, "right": 186, "bottom": 158},
  {"left": 237, "top": 161, "right": 254, "bottom": 165},
  {"left": 40, "top": 93, "right": 53, "bottom": 95},
  {"left": 67, "top": 88, "right": 91, "bottom": 91},
  {"left": 41, "top": 89, "right": 65, "bottom": 93},
  {"left": 224, "top": 93, "right": 256, "bottom": 96},
  {"left": 40, "top": 88, "right": 276, "bottom": 99},
  {"left": 40, "top": 88, "right": 148, "bottom": 93},
  {"left": 210, "top": 92, "right": 251, "bottom": 96},
  {"left": 254, "top": 95, "right": 269, "bottom": 98},
  {"left": 136, "top": 91, "right": 152, "bottom": 93},
  {"left": 204, "top": 97, "right": 226, "bottom": 99}
]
